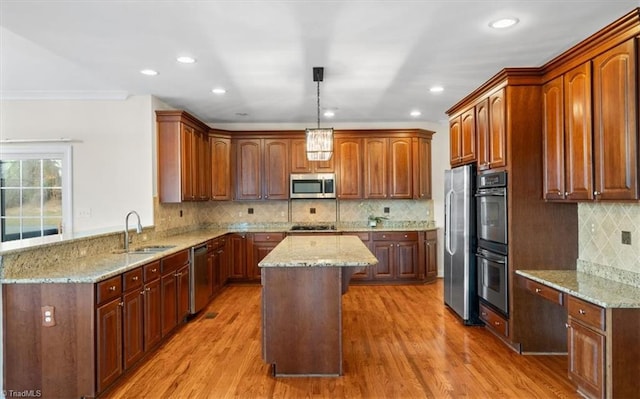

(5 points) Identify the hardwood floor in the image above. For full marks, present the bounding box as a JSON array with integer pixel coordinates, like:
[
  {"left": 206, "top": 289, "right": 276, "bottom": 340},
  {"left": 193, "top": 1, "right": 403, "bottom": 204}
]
[{"left": 105, "top": 280, "right": 579, "bottom": 398}]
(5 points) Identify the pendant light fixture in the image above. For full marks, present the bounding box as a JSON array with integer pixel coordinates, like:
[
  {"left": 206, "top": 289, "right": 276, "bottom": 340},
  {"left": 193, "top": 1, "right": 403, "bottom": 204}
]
[{"left": 306, "top": 67, "right": 333, "bottom": 161}]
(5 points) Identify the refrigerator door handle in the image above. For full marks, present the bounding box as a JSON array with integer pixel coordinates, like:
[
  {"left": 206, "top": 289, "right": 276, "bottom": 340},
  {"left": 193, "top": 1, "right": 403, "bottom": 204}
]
[{"left": 445, "top": 189, "right": 455, "bottom": 255}]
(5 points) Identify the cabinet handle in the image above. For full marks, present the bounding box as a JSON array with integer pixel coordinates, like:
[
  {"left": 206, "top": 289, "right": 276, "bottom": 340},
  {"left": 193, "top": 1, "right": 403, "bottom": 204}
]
[
  {"left": 108, "top": 285, "right": 117, "bottom": 292},
  {"left": 494, "top": 321, "right": 501, "bottom": 326},
  {"left": 578, "top": 309, "right": 586, "bottom": 315},
  {"left": 593, "top": 191, "right": 600, "bottom": 196},
  {"left": 564, "top": 192, "right": 569, "bottom": 197},
  {"left": 132, "top": 276, "right": 139, "bottom": 281},
  {"left": 146, "top": 287, "right": 151, "bottom": 292},
  {"left": 535, "top": 288, "right": 542, "bottom": 293},
  {"left": 175, "top": 272, "right": 182, "bottom": 277},
  {"left": 565, "top": 323, "right": 570, "bottom": 329},
  {"left": 217, "top": 250, "right": 223, "bottom": 254},
  {"left": 481, "top": 311, "right": 487, "bottom": 317},
  {"left": 140, "top": 290, "right": 145, "bottom": 295},
  {"left": 266, "top": 236, "right": 270, "bottom": 240},
  {"left": 118, "top": 302, "right": 124, "bottom": 307}
]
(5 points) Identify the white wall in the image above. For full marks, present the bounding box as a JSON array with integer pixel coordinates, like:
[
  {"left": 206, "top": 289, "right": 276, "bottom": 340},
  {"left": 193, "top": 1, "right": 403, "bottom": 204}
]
[{"left": 0, "top": 95, "right": 156, "bottom": 234}]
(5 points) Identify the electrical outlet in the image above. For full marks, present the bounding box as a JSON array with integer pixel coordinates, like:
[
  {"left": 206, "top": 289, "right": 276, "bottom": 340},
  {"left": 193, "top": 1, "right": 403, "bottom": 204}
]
[
  {"left": 248, "top": 208, "right": 254, "bottom": 214},
  {"left": 621, "top": 231, "right": 631, "bottom": 245},
  {"left": 310, "top": 208, "right": 316, "bottom": 214},
  {"left": 179, "top": 210, "right": 183, "bottom": 217},
  {"left": 78, "top": 208, "right": 91, "bottom": 218},
  {"left": 42, "top": 306, "right": 56, "bottom": 327},
  {"left": 383, "top": 207, "right": 390, "bottom": 214}
]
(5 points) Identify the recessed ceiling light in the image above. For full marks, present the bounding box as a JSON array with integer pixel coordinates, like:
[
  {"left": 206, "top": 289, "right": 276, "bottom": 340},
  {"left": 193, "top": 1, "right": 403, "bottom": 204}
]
[
  {"left": 140, "top": 69, "right": 158, "bottom": 76},
  {"left": 489, "top": 17, "right": 519, "bottom": 29},
  {"left": 323, "top": 110, "right": 335, "bottom": 118},
  {"left": 429, "top": 86, "right": 444, "bottom": 93},
  {"left": 212, "top": 88, "right": 226, "bottom": 95},
  {"left": 410, "top": 110, "right": 421, "bottom": 117},
  {"left": 176, "top": 56, "right": 196, "bottom": 64}
]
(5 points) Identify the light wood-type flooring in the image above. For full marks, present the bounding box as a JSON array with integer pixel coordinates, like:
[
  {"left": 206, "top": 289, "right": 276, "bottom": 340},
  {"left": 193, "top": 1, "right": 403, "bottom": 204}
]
[{"left": 106, "top": 280, "right": 580, "bottom": 398}]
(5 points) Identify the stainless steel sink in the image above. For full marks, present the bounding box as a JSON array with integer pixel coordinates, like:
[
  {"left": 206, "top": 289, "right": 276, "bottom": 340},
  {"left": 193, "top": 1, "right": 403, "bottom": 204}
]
[{"left": 130, "top": 245, "right": 176, "bottom": 253}]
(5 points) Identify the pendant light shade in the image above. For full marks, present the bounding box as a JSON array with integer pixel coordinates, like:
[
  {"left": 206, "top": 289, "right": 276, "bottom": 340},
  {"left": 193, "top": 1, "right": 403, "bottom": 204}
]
[{"left": 306, "top": 67, "right": 333, "bottom": 161}]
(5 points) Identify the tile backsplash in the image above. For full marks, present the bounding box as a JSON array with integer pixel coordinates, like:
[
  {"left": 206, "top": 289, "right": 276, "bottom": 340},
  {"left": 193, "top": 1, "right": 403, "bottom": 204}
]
[{"left": 578, "top": 202, "right": 640, "bottom": 286}]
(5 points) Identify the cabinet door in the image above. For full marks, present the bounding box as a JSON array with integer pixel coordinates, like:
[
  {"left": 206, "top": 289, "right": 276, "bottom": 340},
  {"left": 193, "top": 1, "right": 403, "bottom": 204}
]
[
  {"left": 568, "top": 319, "right": 605, "bottom": 399},
  {"left": 389, "top": 137, "right": 412, "bottom": 198},
  {"left": 96, "top": 298, "right": 123, "bottom": 393},
  {"left": 372, "top": 241, "right": 394, "bottom": 279},
  {"left": 413, "top": 137, "right": 432, "bottom": 199},
  {"left": 160, "top": 272, "right": 178, "bottom": 337},
  {"left": 476, "top": 99, "right": 489, "bottom": 170},
  {"left": 144, "top": 278, "right": 162, "bottom": 350},
  {"left": 235, "top": 139, "right": 262, "bottom": 200},
  {"left": 180, "top": 125, "right": 196, "bottom": 201},
  {"left": 177, "top": 264, "right": 190, "bottom": 322},
  {"left": 210, "top": 136, "right": 231, "bottom": 200},
  {"left": 263, "top": 139, "right": 289, "bottom": 200},
  {"left": 291, "top": 138, "right": 335, "bottom": 173},
  {"left": 364, "top": 138, "right": 388, "bottom": 198},
  {"left": 593, "top": 38, "right": 638, "bottom": 200},
  {"left": 542, "top": 76, "right": 566, "bottom": 200},
  {"left": 449, "top": 116, "right": 462, "bottom": 165},
  {"left": 425, "top": 231, "right": 437, "bottom": 281},
  {"left": 564, "top": 62, "right": 593, "bottom": 200},
  {"left": 335, "top": 138, "right": 363, "bottom": 199},
  {"left": 123, "top": 289, "right": 144, "bottom": 370},
  {"left": 396, "top": 240, "right": 418, "bottom": 279},
  {"left": 250, "top": 243, "right": 275, "bottom": 281},
  {"left": 228, "top": 234, "right": 247, "bottom": 279},
  {"left": 460, "top": 108, "right": 477, "bottom": 164},
  {"left": 196, "top": 130, "right": 211, "bottom": 201},
  {"left": 488, "top": 89, "right": 506, "bottom": 168}
]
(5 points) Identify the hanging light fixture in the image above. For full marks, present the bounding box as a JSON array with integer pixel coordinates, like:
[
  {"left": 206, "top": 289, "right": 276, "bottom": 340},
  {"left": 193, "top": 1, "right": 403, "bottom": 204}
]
[{"left": 306, "top": 67, "right": 333, "bottom": 161}]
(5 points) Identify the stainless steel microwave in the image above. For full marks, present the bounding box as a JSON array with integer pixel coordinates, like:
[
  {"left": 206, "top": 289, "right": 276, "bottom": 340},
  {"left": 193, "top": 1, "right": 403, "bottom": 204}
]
[{"left": 290, "top": 173, "right": 336, "bottom": 199}]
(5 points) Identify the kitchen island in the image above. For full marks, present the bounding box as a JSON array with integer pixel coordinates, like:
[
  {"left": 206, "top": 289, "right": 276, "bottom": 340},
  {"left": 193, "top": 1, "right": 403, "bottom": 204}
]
[{"left": 258, "top": 235, "right": 378, "bottom": 377}]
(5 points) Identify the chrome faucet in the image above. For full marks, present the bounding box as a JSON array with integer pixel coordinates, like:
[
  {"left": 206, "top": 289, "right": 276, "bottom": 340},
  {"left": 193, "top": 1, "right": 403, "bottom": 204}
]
[{"left": 124, "top": 210, "right": 143, "bottom": 252}]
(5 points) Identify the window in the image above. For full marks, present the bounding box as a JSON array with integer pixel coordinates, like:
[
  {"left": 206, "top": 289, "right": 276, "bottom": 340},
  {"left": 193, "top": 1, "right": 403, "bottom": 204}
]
[{"left": 0, "top": 145, "right": 72, "bottom": 242}]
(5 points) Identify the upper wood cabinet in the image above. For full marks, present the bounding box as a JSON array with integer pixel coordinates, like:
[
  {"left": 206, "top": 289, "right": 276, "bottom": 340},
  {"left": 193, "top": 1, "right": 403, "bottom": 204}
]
[
  {"left": 157, "top": 111, "right": 211, "bottom": 203},
  {"left": 592, "top": 38, "right": 638, "bottom": 200},
  {"left": 364, "top": 136, "right": 415, "bottom": 199},
  {"left": 543, "top": 62, "right": 593, "bottom": 201},
  {"left": 210, "top": 135, "right": 232, "bottom": 200},
  {"left": 235, "top": 138, "right": 289, "bottom": 200},
  {"left": 413, "top": 137, "right": 432, "bottom": 199},
  {"left": 473, "top": 89, "right": 506, "bottom": 171},
  {"left": 335, "top": 137, "right": 363, "bottom": 199},
  {"left": 449, "top": 108, "right": 477, "bottom": 166},
  {"left": 290, "top": 138, "right": 334, "bottom": 173}
]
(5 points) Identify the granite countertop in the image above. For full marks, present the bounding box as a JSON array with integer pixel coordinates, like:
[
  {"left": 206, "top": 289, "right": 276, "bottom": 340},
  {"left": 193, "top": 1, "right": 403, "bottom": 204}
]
[
  {"left": 1, "top": 223, "right": 431, "bottom": 284},
  {"left": 516, "top": 270, "right": 640, "bottom": 308},
  {"left": 258, "top": 236, "right": 378, "bottom": 268}
]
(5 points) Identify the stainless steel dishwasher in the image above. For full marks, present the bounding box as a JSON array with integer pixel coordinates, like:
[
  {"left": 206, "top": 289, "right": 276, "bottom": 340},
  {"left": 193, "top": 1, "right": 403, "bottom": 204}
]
[{"left": 190, "top": 243, "right": 209, "bottom": 314}]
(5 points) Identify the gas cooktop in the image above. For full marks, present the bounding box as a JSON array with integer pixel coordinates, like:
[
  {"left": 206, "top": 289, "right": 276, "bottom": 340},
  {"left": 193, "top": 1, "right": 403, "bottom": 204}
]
[{"left": 290, "top": 224, "right": 336, "bottom": 231}]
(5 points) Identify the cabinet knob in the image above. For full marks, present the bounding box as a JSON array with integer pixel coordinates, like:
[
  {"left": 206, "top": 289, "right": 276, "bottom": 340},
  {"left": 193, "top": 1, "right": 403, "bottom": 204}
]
[
  {"left": 593, "top": 191, "right": 600, "bottom": 196},
  {"left": 132, "top": 276, "right": 139, "bottom": 281},
  {"left": 266, "top": 236, "right": 270, "bottom": 240},
  {"left": 481, "top": 312, "right": 487, "bottom": 317},
  {"left": 565, "top": 323, "right": 570, "bottom": 329},
  {"left": 389, "top": 244, "right": 394, "bottom": 247},
  {"left": 578, "top": 309, "right": 586, "bottom": 315},
  {"left": 146, "top": 287, "right": 151, "bottom": 292},
  {"left": 108, "top": 285, "right": 117, "bottom": 292},
  {"left": 118, "top": 302, "right": 124, "bottom": 307},
  {"left": 151, "top": 268, "right": 157, "bottom": 273},
  {"left": 535, "top": 288, "right": 542, "bottom": 293},
  {"left": 140, "top": 290, "right": 145, "bottom": 295},
  {"left": 494, "top": 321, "right": 501, "bottom": 326},
  {"left": 564, "top": 192, "right": 569, "bottom": 197}
]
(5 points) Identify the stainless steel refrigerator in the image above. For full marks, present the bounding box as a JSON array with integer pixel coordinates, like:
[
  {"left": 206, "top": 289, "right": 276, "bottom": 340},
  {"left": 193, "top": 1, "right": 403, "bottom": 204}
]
[{"left": 444, "top": 164, "right": 479, "bottom": 324}]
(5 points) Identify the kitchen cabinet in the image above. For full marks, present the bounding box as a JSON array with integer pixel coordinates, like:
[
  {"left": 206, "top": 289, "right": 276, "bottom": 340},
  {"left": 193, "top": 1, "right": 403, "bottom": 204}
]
[
  {"left": 371, "top": 232, "right": 419, "bottom": 281},
  {"left": 592, "top": 38, "right": 638, "bottom": 200},
  {"left": 160, "top": 249, "right": 190, "bottom": 337},
  {"left": 542, "top": 62, "right": 593, "bottom": 201},
  {"left": 207, "top": 238, "right": 226, "bottom": 297},
  {"left": 96, "top": 276, "right": 123, "bottom": 393},
  {"left": 143, "top": 261, "right": 162, "bottom": 351},
  {"left": 227, "top": 233, "right": 248, "bottom": 281},
  {"left": 413, "top": 136, "right": 432, "bottom": 199},
  {"left": 335, "top": 137, "right": 364, "bottom": 199},
  {"left": 157, "top": 110, "right": 211, "bottom": 203},
  {"left": 449, "top": 108, "right": 476, "bottom": 166},
  {"left": 122, "top": 268, "right": 144, "bottom": 370},
  {"left": 479, "top": 302, "right": 509, "bottom": 339},
  {"left": 290, "top": 138, "right": 335, "bottom": 173},
  {"left": 210, "top": 135, "right": 232, "bottom": 200},
  {"left": 248, "top": 232, "right": 285, "bottom": 281},
  {"left": 235, "top": 138, "right": 290, "bottom": 200},
  {"left": 364, "top": 137, "right": 413, "bottom": 199},
  {"left": 344, "top": 232, "right": 372, "bottom": 281},
  {"left": 423, "top": 230, "right": 437, "bottom": 281},
  {"left": 476, "top": 89, "right": 506, "bottom": 171}
]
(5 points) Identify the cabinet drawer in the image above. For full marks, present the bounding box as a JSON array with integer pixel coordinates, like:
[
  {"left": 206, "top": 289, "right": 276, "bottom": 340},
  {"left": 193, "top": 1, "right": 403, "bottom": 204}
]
[
  {"left": 343, "top": 232, "right": 370, "bottom": 242},
  {"left": 161, "top": 249, "right": 189, "bottom": 274},
  {"left": 568, "top": 296, "right": 605, "bottom": 331},
  {"left": 123, "top": 268, "right": 143, "bottom": 292},
  {"left": 372, "top": 232, "right": 418, "bottom": 241},
  {"left": 144, "top": 261, "right": 160, "bottom": 282},
  {"left": 96, "top": 275, "right": 122, "bottom": 305},
  {"left": 479, "top": 303, "right": 509, "bottom": 338},
  {"left": 523, "top": 279, "right": 564, "bottom": 306},
  {"left": 253, "top": 232, "right": 285, "bottom": 242}
]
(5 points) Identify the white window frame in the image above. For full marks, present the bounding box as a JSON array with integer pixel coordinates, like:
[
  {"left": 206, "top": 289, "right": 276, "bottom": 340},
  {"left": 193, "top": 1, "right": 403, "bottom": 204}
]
[{"left": 0, "top": 144, "right": 73, "bottom": 241}]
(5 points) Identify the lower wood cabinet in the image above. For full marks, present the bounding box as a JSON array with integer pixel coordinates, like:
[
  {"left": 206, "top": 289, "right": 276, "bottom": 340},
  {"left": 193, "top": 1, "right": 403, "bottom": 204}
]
[
  {"left": 96, "top": 295, "right": 124, "bottom": 393},
  {"left": 160, "top": 250, "right": 190, "bottom": 337},
  {"left": 249, "top": 232, "right": 285, "bottom": 281},
  {"left": 479, "top": 302, "right": 509, "bottom": 339}
]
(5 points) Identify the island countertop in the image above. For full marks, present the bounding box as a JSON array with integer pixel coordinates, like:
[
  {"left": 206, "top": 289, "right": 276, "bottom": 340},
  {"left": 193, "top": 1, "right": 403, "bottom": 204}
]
[{"left": 258, "top": 235, "right": 378, "bottom": 268}]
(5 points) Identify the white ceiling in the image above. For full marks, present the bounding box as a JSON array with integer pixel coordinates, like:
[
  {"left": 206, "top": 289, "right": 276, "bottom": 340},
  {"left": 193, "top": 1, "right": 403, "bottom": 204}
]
[{"left": 1, "top": 1, "right": 638, "bottom": 125}]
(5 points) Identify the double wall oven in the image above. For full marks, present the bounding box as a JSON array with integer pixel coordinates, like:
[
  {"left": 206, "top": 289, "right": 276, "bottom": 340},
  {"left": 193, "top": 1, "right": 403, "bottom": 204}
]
[{"left": 475, "top": 171, "right": 508, "bottom": 316}]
